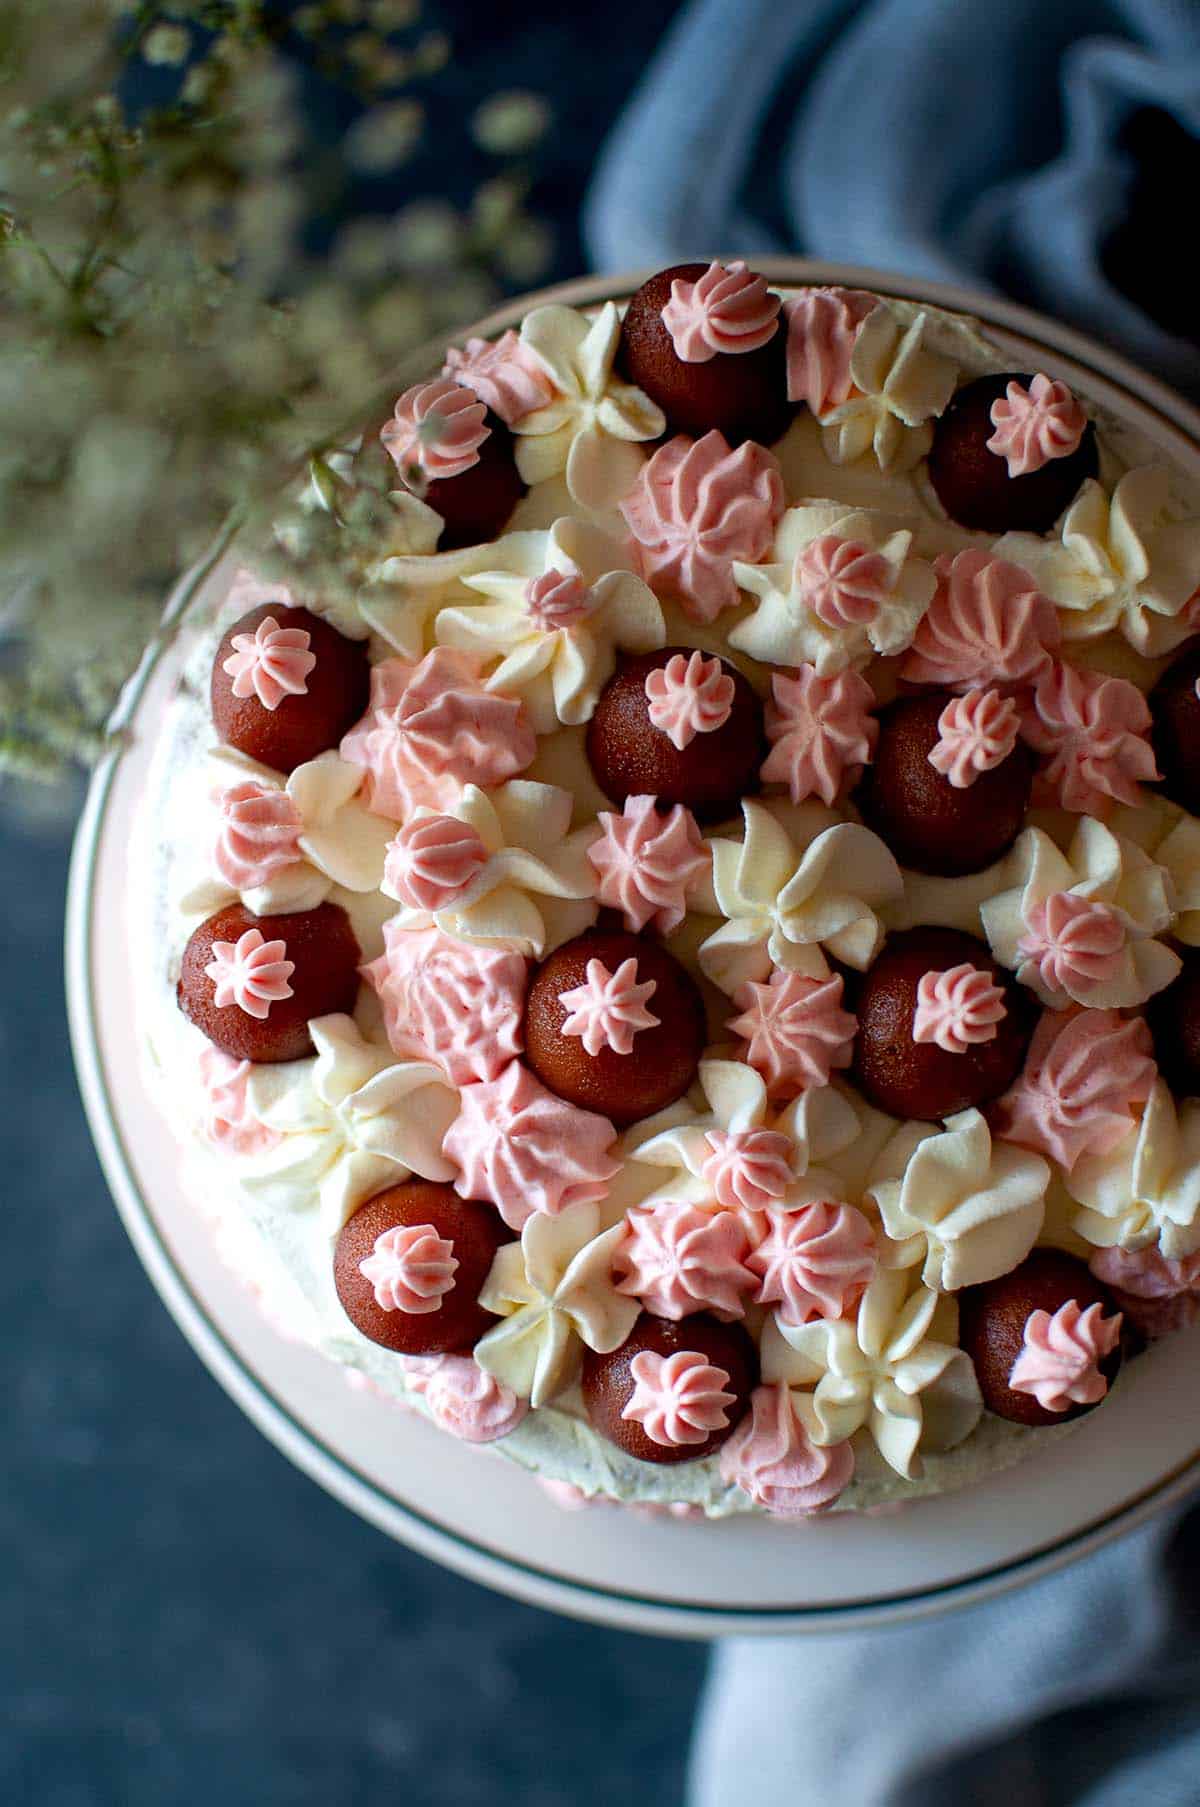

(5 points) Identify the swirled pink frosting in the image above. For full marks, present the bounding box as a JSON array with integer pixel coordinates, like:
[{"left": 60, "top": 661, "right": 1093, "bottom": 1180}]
[
  {"left": 644, "top": 650, "right": 735, "bottom": 749},
  {"left": 523, "top": 567, "right": 598, "bottom": 633},
  {"left": 587, "top": 795, "right": 709, "bottom": 935},
  {"left": 720, "top": 1382, "right": 855, "bottom": 1515},
  {"left": 702, "top": 1128, "right": 795, "bottom": 1213},
  {"left": 928, "top": 689, "right": 1020, "bottom": 789},
  {"left": 622, "top": 1348, "right": 735, "bottom": 1446},
  {"left": 1017, "top": 893, "right": 1128, "bottom": 999},
  {"left": 383, "top": 814, "right": 489, "bottom": 910},
  {"left": 222, "top": 615, "right": 316, "bottom": 712},
  {"left": 359, "top": 1223, "right": 458, "bottom": 1314},
  {"left": 443, "top": 1061, "right": 619, "bottom": 1230},
  {"left": 213, "top": 781, "right": 303, "bottom": 890},
  {"left": 1022, "top": 662, "right": 1159, "bottom": 815},
  {"left": 1089, "top": 1246, "right": 1200, "bottom": 1339},
  {"left": 364, "top": 921, "right": 526, "bottom": 1086},
  {"left": 340, "top": 647, "right": 535, "bottom": 820},
  {"left": 614, "top": 1199, "right": 756, "bottom": 1319},
  {"left": 992, "top": 1007, "right": 1155, "bottom": 1171},
  {"left": 198, "top": 1046, "right": 280, "bottom": 1156},
  {"left": 660, "top": 259, "right": 781, "bottom": 363},
  {"left": 783, "top": 285, "right": 878, "bottom": 413},
  {"left": 762, "top": 665, "right": 877, "bottom": 806},
  {"left": 987, "top": 374, "right": 1088, "bottom": 478},
  {"left": 747, "top": 1200, "right": 877, "bottom": 1326},
  {"left": 381, "top": 377, "right": 490, "bottom": 483},
  {"left": 1008, "top": 1299, "right": 1122, "bottom": 1412},
  {"left": 913, "top": 963, "right": 1007, "bottom": 1054},
  {"left": 902, "top": 551, "right": 1060, "bottom": 692},
  {"left": 558, "top": 956, "right": 659, "bottom": 1056},
  {"left": 729, "top": 969, "right": 857, "bottom": 1100},
  {"left": 620, "top": 430, "right": 785, "bottom": 624},
  {"left": 401, "top": 1354, "right": 529, "bottom": 1441},
  {"left": 795, "top": 535, "right": 893, "bottom": 629},
  {"left": 204, "top": 927, "right": 294, "bottom": 1019},
  {"left": 441, "top": 330, "right": 555, "bottom": 425}
]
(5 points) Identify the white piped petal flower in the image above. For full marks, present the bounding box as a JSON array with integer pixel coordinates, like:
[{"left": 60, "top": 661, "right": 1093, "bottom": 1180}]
[
  {"left": 1064, "top": 1079, "right": 1200, "bottom": 1261},
  {"left": 816, "top": 305, "right": 960, "bottom": 471}
]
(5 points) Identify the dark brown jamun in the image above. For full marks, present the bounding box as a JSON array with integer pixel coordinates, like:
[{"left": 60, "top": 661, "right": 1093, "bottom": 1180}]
[
  {"left": 1149, "top": 641, "right": 1200, "bottom": 816},
  {"left": 958, "top": 1249, "right": 1124, "bottom": 1428},
  {"left": 581, "top": 1312, "right": 758, "bottom": 1465},
  {"left": 586, "top": 647, "right": 765, "bottom": 824},
  {"left": 617, "top": 263, "right": 794, "bottom": 446},
  {"left": 333, "top": 1181, "right": 508, "bottom": 1355},
  {"left": 177, "top": 901, "right": 361, "bottom": 1063},
  {"left": 856, "top": 692, "right": 1034, "bottom": 876},
  {"left": 850, "top": 926, "right": 1034, "bottom": 1122},
  {"left": 928, "top": 372, "right": 1099, "bottom": 534},
  {"left": 1146, "top": 950, "right": 1200, "bottom": 1099},
  {"left": 524, "top": 929, "right": 706, "bottom": 1127},
  {"left": 211, "top": 603, "right": 371, "bottom": 776},
  {"left": 421, "top": 414, "right": 526, "bottom": 550}
]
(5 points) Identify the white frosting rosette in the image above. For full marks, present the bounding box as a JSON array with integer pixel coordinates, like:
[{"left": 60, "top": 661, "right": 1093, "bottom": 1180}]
[
  {"left": 628, "top": 1057, "right": 864, "bottom": 1209},
  {"left": 699, "top": 801, "right": 904, "bottom": 994},
  {"left": 380, "top": 779, "right": 597, "bottom": 959},
  {"left": 1064, "top": 1079, "right": 1200, "bottom": 1260},
  {"left": 761, "top": 1266, "right": 982, "bottom": 1479},
  {"left": 359, "top": 529, "right": 549, "bottom": 660},
  {"left": 995, "top": 468, "right": 1200, "bottom": 656},
  {"left": 867, "top": 1109, "right": 1050, "bottom": 1292},
  {"left": 817, "top": 304, "right": 960, "bottom": 471},
  {"left": 509, "top": 303, "right": 666, "bottom": 508},
  {"left": 980, "top": 817, "right": 1180, "bottom": 1009},
  {"left": 1110, "top": 798, "right": 1200, "bottom": 946},
  {"left": 474, "top": 1201, "right": 641, "bottom": 1406},
  {"left": 730, "top": 503, "right": 937, "bottom": 672},
  {"left": 238, "top": 1015, "right": 459, "bottom": 1232},
  {"left": 183, "top": 748, "right": 394, "bottom": 917},
  {"left": 433, "top": 517, "right": 665, "bottom": 731}
]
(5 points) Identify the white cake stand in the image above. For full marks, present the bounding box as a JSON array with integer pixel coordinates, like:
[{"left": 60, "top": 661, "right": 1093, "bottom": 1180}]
[{"left": 67, "top": 263, "right": 1200, "bottom": 1637}]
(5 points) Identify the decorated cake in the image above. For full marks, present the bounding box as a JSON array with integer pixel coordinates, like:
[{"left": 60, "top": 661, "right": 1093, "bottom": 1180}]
[{"left": 136, "top": 262, "right": 1200, "bottom": 1521}]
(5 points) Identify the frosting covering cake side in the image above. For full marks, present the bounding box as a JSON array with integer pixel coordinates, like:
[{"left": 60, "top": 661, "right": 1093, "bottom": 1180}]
[{"left": 135, "top": 265, "right": 1200, "bottom": 1519}]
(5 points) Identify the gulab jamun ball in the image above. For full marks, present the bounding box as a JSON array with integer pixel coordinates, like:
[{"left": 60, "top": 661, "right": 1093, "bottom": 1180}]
[
  {"left": 958, "top": 1250, "right": 1124, "bottom": 1428},
  {"left": 587, "top": 647, "right": 766, "bottom": 824},
  {"left": 851, "top": 927, "right": 1034, "bottom": 1121},
  {"left": 1146, "top": 951, "right": 1200, "bottom": 1100},
  {"left": 177, "top": 901, "right": 360, "bottom": 1063},
  {"left": 211, "top": 604, "right": 371, "bottom": 775},
  {"left": 928, "top": 372, "right": 1099, "bottom": 534},
  {"left": 334, "top": 1182, "right": 508, "bottom": 1356},
  {"left": 524, "top": 928, "right": 706, "bottom": 1126},
  {"left": 856, "top": 692, "right": 1034, "bottom": 876},
  {"left": 617, "top": 261, "right": 793, "bottom": 447},
  {"left": 581, "top": 1312, "right": 758, "bottom": 1465},
  {"left": 1149, "top": 641, "right": 1200, "bottom": 816}
]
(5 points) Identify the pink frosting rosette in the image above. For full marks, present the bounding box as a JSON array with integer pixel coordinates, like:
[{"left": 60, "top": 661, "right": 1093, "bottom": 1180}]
[
  {"left": 198, "top": 1046, "right": 280, "bottom": 1156},
  {"left": 558, "top": 956, "right": 660, "bottom": 1057},
  {"left": 729, "top": 969, "right": 858, "bottom": 1100},
  {"left": 441, "top": 330, "right": 555, "bottom": 425},
  {"left": 902, "top": 550, "right": 1060, "bottom": 692},
  {"left": 204, "top": 927, "right": 295, "bottom": 1019},
  {"left": 363, "top": 921, "right": 527, "bottom": 1087},
  {"left": 762, "top": 665, "right": 877, "bottom": 807},
  {"left": 928, "top": 689, "right": 1020, "bottom": 789},
  {"left": 381, "top": 377, "right": 490, "bottom": 484},
  {"left": 644, "top": 650, "right": 735, "bottom": 749},
  {"left": 359, "top": 1223, "right": 459, "bottom": 1315},
  {"left": 613, "top": 1198, "right": 756, "bottom": 1320},
  {"left": 212, "top": 780, "right": 304, "bottom": 891},
  {"left": 701, "top": 1128, "right": 796, "bottom": 1214},
  {"left": 783, "top": 286, "right": 878, "bottom": 413},
  {"left": 1022, "top": 661, "right": 1159, "bottom": 815},
  {"left": 660, "top": 259, "right": 781, "bottom": 363},
  {"left": 1016, "top": 893, "right": 1128, "bottom": 1002},
  {"left": 794, "top": 534, "right": 894, "bottom": 629},
  {"left": 621, "top": 1348, "right": 736, "bottom": 1446},
  {"left": 442, "top": 1061, "right": 619, "bottom": 1230},
  {"left": 913, "top": 964, "right": 1007, "bottom": 1054},
  {"left": 587, "top": 795, "right": 710, "bottom": 936},
  {"left": 720, "top": 1383, "right": 855, "bottom": 1516},
  {"left": 1008, "top": 1299, "right": 1122, "bottom": 1413},
  {"left": 400, "top": 1354, "right": 529, "bottom": 1442},
  {"left": 222, "top": 615, "right": 316, "bottom": 712},
  {"left": 992, "top": 1007, "right": 1156, "bottom": 1172},
  {"left": 383, "top": 814, "right": 489, "bottom": 911},
  {"left": 747, "top": 1199, "right": 876, "bottom": 1326},
  {"left": 620, "top": 430, "right": 785, "bottom": 624},
  {"left": 986, "top": 374, "right": 1087, "bottom": 478}
]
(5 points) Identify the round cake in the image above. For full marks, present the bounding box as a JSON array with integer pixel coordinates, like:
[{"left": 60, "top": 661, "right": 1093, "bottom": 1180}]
[{"left": 136, "top": 263, "right": 1200, "bottom": 1520}]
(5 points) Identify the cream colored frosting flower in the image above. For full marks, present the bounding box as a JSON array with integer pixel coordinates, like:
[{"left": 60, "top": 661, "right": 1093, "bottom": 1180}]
[
  {"left": 1110, "top": 797, "right": 1200, "bottom": 946},
  {"left": 730, "top": 502, "right": 937, "bottom": 673},
  {"left": 699, "top": 801, "right": 904, "bottom": 995},
  {"left": 761, "top": 1266, "right": 982, "bottom": 1479},
  {"left": 240, "top": 1014, "right": 459, "bottom": 1232},
  {"left": 995, "top": 468, "right": 1200, "bottom": 655},
  {"left": 475, "top": 1202, "right": 641, "bottom": 1406},
  {"left": 980, "top": 817, "right": 1180, "bottom": 1009},
  {"left": 380, "top": 780, "right": 597, "bottom": 959},
  {"left": 867, "top": 1108, "right": 1049, "bottom": 1292},
  {"left": 183, "top": 748, "right": 394, "bottom": 918},
  {"left": 817, "top": 304, "right": 959, "bottom": 470},
  {"left": 433, "top": 517, "right": 665, "bottom": 731},
  {"left": 629, "top": 1057, "right": 864, "bottom": 1210},
  {"left": 1064, "top": 1079, "right": 1200, "bottom": 1260},
  {"left": 510, "top": 303, "right": 666, "bottom": 508},
  {"left": 360, "top": 529, "right": 549, "bottom": 661}
]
